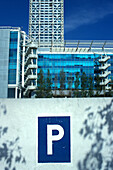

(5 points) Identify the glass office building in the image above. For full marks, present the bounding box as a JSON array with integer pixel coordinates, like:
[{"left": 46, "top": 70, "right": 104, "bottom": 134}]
[
  {"left": 23, "top": 40, "right": 113, "bottom": 97},
  {"left": 38, "top": 53, "right": 96, "bottom": 89},
  {"left": 0, "top": 29, "right": 113, "bottom": 98},
  {"left": 0, "top": 27, "right": 25, "bottom": 98},
  {"left": 1, "top": 30, "right": 113, "bottom": 98},
  {"left": 37, "top": 53, "right": 113, "bottom": 89}
]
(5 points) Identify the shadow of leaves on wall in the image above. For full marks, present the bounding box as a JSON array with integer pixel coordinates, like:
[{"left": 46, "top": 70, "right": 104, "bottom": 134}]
[
  {"left": 78, "top": 99, "right": 113, "bottom": 170},
  {"left": 0, "top": 103, "right": 26, "bottom": 170}
]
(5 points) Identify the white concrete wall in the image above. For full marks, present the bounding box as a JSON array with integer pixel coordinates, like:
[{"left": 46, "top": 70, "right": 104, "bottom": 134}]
[
  {"left": 0, "top": 98, "right": 113, "bottom": 170},
  {"left": 0, "top": 29, "right": 10, "bottom": 98}
]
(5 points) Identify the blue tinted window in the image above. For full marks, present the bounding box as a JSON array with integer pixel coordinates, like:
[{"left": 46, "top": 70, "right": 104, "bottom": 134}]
[
  {"left": 37, "top": 54, "right": 100, "bottom": 89},
  {"left": 8, "top": 88, "right": 15, "bottom": 98},
  {"left": 8, "top": 32, "right": 18, "bottom": 84}
]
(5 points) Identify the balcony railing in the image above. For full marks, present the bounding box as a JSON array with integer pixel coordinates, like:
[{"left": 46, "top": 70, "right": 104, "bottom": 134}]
[
  {"left": 24, "top": 85, "right": 37, "bottom": 96},
  {"left": 24, "top": 64, "right": 37, "bottom": 75},
  {"left": 100, "top": 78, "right": 111, "bottom": 86},
  {"left": 24, "top": 54, "right": 37, "bottom": 66},
  {"left": 99, "top": 63, "right": 111, "bottom": 70},
  {"left": 99, "top": 56, "right": 110, "bottom": 63},
  {"left": 105, "top": 85, "right": 112, "bottom": 90},
  {"left": 24, "top": 75, "right": 37, "bottom": 85},
  {"left": 99, "top": 71, "right": 111, "bottom": 78}
]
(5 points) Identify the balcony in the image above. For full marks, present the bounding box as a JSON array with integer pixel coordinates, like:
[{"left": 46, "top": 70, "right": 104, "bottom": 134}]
[
  {"left": 24, "top": 75, "right": 37, "bottom": 85},
  {"left": 99, "top": 63, "right": 111, "bottom": 70},
  {"left": 99, "top": 71, "right": 111, "bottom": 78},
  {"left": 24, "top": 85, "right": 37, "bottom": 96},
  {"left": 99, "top": 56, "right": 110, "bottom": 63},
  {"left": 100, "top": 78, "right": 111, "bottom": 86},
  {"left": 29, "top": 42, "right": 38, "bottom": 49},
  {"left": 24, "top": 64, "right": 37, "bottom": 75},
  {"left": 105, "top": 85, "right": 112, "bottom": 90},
  {"left": 25, "top": 54, "right": 37, "bottom": 66}
]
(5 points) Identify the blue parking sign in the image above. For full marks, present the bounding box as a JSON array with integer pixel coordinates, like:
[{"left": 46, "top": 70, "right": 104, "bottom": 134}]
[{"left": 38, "top": 116, "right": 71, "bottom": 163}]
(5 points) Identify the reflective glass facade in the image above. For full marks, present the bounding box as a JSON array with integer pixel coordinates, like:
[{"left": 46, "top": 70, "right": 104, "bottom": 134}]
[
  {"left": 8, "top": 88, "right": 15, "bottom": 98},
  {"left": 38, "top": 54, "right": 99, "bottom": 89},
  {"left": 8, "top": 31, "right": 18, "bottom": 84},
  {"left": 37, "top": 53, "right": 113, "bottom": 89}
]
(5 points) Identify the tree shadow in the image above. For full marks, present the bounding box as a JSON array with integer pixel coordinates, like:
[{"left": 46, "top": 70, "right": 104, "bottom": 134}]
[
  {"left": 78, "top": 99, "right": 113, "bottom": 170},
  {"left": 0, "top": 102, "right": 26, "bottom": 170}
]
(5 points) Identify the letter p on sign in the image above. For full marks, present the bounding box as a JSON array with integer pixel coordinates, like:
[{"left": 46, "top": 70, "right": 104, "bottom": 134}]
[
  {"left": 47, "top": 125, "right": 64, "bottom": 155},
  {"left": 38, "top": 116, "right": 71, "bottom": 163}
]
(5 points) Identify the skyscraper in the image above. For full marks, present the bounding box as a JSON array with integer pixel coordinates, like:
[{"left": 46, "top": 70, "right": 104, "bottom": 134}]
[{"left": 29, "top": 0, "right": 64, "bottom": 47}]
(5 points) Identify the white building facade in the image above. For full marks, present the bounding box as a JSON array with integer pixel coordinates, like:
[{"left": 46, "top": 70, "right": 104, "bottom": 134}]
[{"left": 0, "top": 27, "right": 26, "bottom": 98}]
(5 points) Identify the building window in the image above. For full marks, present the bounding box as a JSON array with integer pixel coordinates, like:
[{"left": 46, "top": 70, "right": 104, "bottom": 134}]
[{"left": 8, "top": 88, "right": 15, "bottom": 98}]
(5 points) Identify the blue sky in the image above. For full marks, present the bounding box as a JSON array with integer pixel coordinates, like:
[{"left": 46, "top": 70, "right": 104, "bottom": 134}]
[{"left": 1, "top": 0, "right": 113, "bottom": 40}]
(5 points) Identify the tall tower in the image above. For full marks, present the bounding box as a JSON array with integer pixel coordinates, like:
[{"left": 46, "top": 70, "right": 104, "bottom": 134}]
[{"left": 29, "top": 0, "right": 64, "bottom": 47}]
